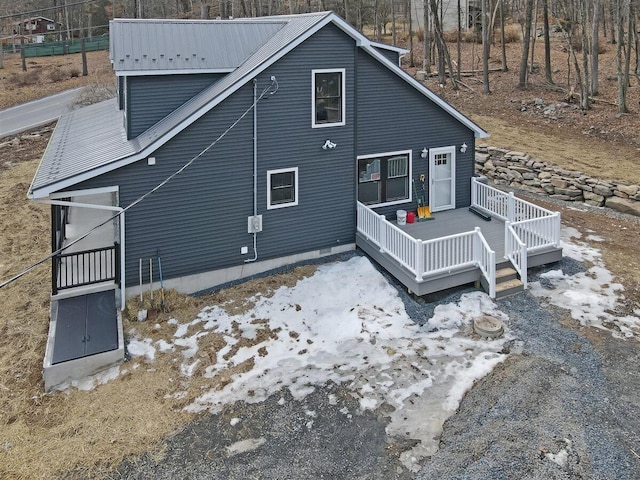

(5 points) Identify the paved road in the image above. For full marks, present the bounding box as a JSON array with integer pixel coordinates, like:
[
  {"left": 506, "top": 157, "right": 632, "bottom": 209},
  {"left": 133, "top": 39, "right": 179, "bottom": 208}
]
[{"left": 0, "top": 87, "right": 82, "bottom": 139}]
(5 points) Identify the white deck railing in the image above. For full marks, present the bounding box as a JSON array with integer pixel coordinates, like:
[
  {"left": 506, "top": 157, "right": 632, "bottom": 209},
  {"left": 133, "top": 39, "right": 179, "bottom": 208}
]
[
  {"left": 357, "top": 202, "right": 496, "bottom": 296},
  {"left": 505, "top": 222, "right": 528, "bottom": 289}
]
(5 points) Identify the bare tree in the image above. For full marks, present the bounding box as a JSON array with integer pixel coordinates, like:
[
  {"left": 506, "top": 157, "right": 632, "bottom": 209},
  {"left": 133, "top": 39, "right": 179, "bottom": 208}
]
[
  {"left": 518, "top": 0, "right": 534, "bottom": 87},
  {"left": 423, "top": 0, "right": 431, "bottom": 73},
  {"left": 499, "top": 0, "right": 508, "bottom": 71},
  {"left": 591, "top": 0, "right": 601, "bottom": 93},
  {"left": 543, "top": 0, "right": 553, "bottom": 82},
  {"left": 482, "top": 0, "right": 491, "bottom": 92}
]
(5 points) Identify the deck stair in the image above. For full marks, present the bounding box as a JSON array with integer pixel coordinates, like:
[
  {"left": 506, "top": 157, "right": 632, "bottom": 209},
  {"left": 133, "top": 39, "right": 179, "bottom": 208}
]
[{"left": 481, "top": 266, "right": 525, "bottom": 299}]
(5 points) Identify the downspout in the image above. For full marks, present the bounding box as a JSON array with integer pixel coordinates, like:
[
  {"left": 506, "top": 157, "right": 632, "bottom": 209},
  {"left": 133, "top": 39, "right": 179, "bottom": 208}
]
[
  {"left": 245, "top": 78, "right": 259, "bottom": 263},
  {"left": 35, "top": 198, "right": 126, "bottom": 310}
]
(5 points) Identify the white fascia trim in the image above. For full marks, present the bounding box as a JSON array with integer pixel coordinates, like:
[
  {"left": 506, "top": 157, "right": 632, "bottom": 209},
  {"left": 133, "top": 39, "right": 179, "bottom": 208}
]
[
  {"left": 50, "top": 185, "right": 118, "bottom": 199},
  {"left": 359, "top": 45, "right": 489, "bottom": 139},
  {"left": 267, "top": 167, "right": 299, "bottom": 210},
  {"left": 311, "top": 67, "right": 346, "bottom": 128},
  {"left": 369, "top": 40, "right": 409, "bottom": 55},
  {"left": 357, "top": 149, "right": 413, "bottom": 207},
  {"left": 115, "top": 68, "right": 234, "bottom": 76}
]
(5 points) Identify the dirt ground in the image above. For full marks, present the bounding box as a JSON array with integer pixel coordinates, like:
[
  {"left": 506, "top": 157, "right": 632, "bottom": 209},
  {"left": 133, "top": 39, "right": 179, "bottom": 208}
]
[{"left": 1, "top": 28, "right": 640, "bottom": 479}]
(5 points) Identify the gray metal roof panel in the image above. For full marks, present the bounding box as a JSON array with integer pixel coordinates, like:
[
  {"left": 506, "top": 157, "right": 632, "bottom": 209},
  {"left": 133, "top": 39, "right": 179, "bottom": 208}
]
[
  {"left": 30, "top": 99, "right": 137, "bottom": 194},
  {"left": 110, "top": 18, "right": 286, "bottom": 72},
  {"left": 31, "top": 11, "right": 486, "bottom": 197}
]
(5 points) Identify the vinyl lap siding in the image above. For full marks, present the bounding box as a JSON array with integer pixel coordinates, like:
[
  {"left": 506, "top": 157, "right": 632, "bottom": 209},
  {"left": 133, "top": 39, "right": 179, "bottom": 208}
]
[
  {"left": 76, "top": 84, "right": 255, "bottom": 287},
  {"left": 127, "top": 73, "right": 225, "bottom": 138},
  {"left": 75, "top": 24, "right": 357, "bottom": 287},
  {"left": 356, "top": 50, "right": 476, "bottom": 217},
  {"left": 254, "top": 23, "right": 357, "bottom": 260}
]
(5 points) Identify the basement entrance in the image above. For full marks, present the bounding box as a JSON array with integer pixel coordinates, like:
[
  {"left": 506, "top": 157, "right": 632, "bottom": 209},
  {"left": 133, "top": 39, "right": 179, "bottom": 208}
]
[{"left": 52, "top": 290, "right": 119, "bottom": 364}]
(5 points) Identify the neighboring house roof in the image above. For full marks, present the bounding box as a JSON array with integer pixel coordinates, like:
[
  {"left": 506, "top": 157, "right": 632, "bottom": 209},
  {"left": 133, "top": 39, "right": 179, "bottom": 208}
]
[
  {"left": 29, "top": 11, "right": 488, "bottom": 199},
  {"left": 13, "top": 16, "right": 57, "bottom": 25},
  {"left": 109, "top": 18, "right": 286, "bottom": 75}
]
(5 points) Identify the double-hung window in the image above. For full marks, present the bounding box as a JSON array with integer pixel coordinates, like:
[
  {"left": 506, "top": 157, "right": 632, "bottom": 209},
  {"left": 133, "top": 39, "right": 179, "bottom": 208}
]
[
  {"left": 358, "top": 152, "right": 411, "bottom": 206},
  {"left": 312, "top": 69, "right": 345, "bottom": 127},
  {"left": 267, "top": 167, "right": 298, "bottom": 209}
]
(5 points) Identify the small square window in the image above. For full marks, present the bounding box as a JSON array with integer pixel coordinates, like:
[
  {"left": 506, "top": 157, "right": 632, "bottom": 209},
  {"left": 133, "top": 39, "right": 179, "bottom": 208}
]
[
  {"left": 312, "top": 69, "right": 345, "bottom": 128},
  {"left": 267, "top": 167, "right": 298, "bottom": 210}
]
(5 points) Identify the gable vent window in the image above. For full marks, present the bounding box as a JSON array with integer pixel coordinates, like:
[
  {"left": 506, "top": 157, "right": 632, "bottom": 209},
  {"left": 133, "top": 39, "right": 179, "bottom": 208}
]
[
  {"left": 267, "top": 167, "right": 299, "bottom": 210},
  {"left": 312, "top": 69, "right": 346, "bottom": 128},
  {"left": 358, "top": 152, "right": 411, "bottom": 206}
]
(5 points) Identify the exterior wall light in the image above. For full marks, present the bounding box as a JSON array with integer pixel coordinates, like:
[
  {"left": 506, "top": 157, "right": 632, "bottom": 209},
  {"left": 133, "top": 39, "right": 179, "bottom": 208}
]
[
  {"left": 420, "top": 147, "right": 428, "bottom": 158},
  {"left": 322, "top": 140, "right": 337, "bottom": 149},
  {"left": 460, "top": 143, "right": 468, "bottom": 153}
]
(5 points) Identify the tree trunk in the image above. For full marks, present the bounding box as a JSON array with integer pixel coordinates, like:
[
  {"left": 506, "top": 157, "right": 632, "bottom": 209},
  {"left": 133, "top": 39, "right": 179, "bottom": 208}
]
[
  {"left": 408, "top": 0, "right": 415, "bottom": 67},
  {"left": 430, "top": 0, "right": 458, "bottom": 89},
  {"left": 543, "top": 0, "right": 552, "bottom": 82},
  {"left": 529, "top": 0, "right": 539, "bottom": 75},
  {"left": 424, "top": 0, "right": 431, "bottom": 72},
  {"left": 392, "top": 0, "right": 396, "bottom": 45},
  {"left": 500, "top": 0, "right": 508, "bottom": 71},
  {"left": 518, "top": 0, "right": 534, "bottom": 88},
  {"left": 482, "top": 0, "right": 491, "bottom": 92},
  {"left": 591, "top": 0, "right": 601, "bottom": 94},
  {"left": 579, "top": 0, "right": 590, "bottom": 109},
  {"left": 616, "top": 0, "right": 628, "bottom": 113},
  {"left": 457, "top": 0, "right": 462, "bottom": 80},
  {"left": 200, "top": 1, "right": 210, "bottom": 18}
]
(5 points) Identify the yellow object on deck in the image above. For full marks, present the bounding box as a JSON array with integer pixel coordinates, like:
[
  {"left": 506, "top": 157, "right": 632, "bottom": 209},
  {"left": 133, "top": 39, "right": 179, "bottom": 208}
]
[{"left": 417, "top": 205, "right": 431, "bottom": 219}]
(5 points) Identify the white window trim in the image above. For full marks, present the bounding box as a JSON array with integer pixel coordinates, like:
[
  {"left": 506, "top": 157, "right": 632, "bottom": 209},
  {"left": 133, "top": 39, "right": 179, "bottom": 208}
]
[
  {"left": 312, "top": 68, "right": 346, "bottom": 128},
  {"left": 267, "top": 167, "right": 299, "bottom": 210},
  {"left": 357, "top": 150, "right": 412, "bottom": 208}
]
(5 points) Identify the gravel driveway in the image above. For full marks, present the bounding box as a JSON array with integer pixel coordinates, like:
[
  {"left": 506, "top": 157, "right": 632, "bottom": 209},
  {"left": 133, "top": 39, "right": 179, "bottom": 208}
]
[{"left": 109, "top": 255, "right": 640, "bottom": 480}]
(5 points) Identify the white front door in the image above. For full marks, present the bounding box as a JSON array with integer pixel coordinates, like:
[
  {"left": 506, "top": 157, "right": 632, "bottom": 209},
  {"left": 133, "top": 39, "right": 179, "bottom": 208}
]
[{"left": 429, "top": 146, "right": 456, "bottom": 212}]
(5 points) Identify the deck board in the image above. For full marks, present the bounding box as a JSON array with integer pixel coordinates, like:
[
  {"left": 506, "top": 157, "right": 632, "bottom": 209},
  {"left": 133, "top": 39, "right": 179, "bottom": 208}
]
[{"left": 396, "top": 208, "right": 506, "bottom": 259}]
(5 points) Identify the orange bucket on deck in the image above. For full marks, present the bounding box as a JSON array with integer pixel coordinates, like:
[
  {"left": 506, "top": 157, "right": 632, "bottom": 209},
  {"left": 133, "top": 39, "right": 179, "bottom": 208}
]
[{"left": 406, "top": 211, "right": 416, "bottom": 224}]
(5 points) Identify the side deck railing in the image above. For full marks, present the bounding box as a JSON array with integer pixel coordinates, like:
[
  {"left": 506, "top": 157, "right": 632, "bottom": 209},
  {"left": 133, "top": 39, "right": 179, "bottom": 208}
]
[
  {"left": 52, "top": 243, "right": 120, "bottom": 295},
  {"left": 357, "top": 202, "right": 496, "bottom": 297},
  {"left": 471, "top": 177, "right": 561, "bottom": 289}
]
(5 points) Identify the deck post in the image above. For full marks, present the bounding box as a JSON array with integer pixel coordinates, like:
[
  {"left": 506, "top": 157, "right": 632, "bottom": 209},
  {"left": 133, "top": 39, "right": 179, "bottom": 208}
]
[
  {"left": 415, "top": 240, "right": 423, "bottom": 282},
  {"left": 378, "top": 214, "right": 386, "bottom": 253},
  {"left": 471, "top": 177, "right": 478, "bottom": 208},
  {"left": 507, "top": 192, "right": 515, "bottom": 221},
  {"left": 554, "top": 212, "right": 561, "bottom": 247}
]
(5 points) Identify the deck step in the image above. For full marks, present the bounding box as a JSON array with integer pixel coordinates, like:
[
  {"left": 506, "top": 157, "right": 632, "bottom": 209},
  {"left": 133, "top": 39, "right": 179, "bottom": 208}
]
[
  {"left": 496, "top": 267, "right": 519, "bottom": 282},
  {"left": 495, "top": 278, "right": 525, "bottom": 299}
]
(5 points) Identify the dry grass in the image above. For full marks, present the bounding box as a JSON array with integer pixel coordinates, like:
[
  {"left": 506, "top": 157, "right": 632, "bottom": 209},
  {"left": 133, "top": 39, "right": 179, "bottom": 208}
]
[
  {"left": 0, "top": 136, "right": 318, "bottom": 478},
  {"left": 0, "top": 50, "right": 114, "bottom": 110}
]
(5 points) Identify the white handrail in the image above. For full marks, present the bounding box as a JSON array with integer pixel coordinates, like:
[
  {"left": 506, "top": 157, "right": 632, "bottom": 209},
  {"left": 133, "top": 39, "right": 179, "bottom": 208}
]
[
  {"left": 474, "top": 227, "right": 496, "bottom": 298},
  {"left": 357, "top": 202, "right": 498, "bottom": 295},
  {"left": 511, "top": 214, "right": 560, "bottom": 252},
  {"left": 505, "top": 221, "right": 528, "bottom": 289}
]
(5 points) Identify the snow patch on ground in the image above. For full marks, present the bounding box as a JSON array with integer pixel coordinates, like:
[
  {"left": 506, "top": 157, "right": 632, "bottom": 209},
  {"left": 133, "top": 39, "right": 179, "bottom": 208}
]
[
  {"left": 165, "top": 257, "right": 511, "bottom": 471},
  {"left": 530, "top": 227, "right": 640, "bottom": 339}
]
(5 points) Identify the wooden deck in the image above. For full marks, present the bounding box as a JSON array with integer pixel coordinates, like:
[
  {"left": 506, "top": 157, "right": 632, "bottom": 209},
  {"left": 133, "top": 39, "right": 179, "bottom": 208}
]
[
  {"left": 357, "top": 205, "right": 562, "bottom": 297},
  {"left": 396, "top": 208, "right": 507, "bottom": 259}
]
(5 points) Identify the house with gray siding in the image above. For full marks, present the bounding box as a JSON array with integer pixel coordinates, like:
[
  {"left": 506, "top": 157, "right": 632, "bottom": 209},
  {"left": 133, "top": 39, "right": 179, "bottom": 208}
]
[{"left": 28, "top": 11, "right": 561, "bottom": 390}]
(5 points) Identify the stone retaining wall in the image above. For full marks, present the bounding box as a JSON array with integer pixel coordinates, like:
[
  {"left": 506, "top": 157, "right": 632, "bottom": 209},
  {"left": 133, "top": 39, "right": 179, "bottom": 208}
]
[{"left": 475, "top": 144, "right": 640, "bottom": 217}]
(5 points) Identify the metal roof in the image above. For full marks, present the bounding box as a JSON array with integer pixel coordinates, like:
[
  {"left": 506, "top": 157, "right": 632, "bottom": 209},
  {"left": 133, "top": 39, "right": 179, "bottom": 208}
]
[
  {"left": 29, "top": 11, "right": 487, "bottom": 198},
  {"left": 29, "top": 99, "right": 137, "bottom": 193},
  {"left": 109, "top": 18, "right": 286, "bottom": 74}
]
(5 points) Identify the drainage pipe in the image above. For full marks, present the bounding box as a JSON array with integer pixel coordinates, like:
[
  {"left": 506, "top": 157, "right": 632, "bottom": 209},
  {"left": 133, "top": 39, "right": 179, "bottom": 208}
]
[{"left": 245, "top": 78, "right": 259, "bottom": 263}]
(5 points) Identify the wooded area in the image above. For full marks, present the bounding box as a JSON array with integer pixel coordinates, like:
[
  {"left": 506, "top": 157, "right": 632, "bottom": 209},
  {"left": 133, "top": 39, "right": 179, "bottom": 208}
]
[{"left": 1, "top": 0, "right": 639, "bottom": 112}]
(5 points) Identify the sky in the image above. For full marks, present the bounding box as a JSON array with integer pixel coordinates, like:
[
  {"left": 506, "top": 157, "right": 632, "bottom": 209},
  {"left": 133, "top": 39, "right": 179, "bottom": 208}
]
[{"left": 68, "top": 227, "right": 640, "bottom": 472}]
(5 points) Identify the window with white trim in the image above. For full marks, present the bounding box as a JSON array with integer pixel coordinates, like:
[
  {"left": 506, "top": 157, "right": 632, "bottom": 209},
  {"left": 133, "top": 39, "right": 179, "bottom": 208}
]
[
  {"left": 267, "top": 167, "right": 298, "bottom": 209},
  {"left": 358, "top": 152, "right": 411, "bottom": 206},
  {"left": 312, "top": 69, "right": 345, "bottom": 127}
]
